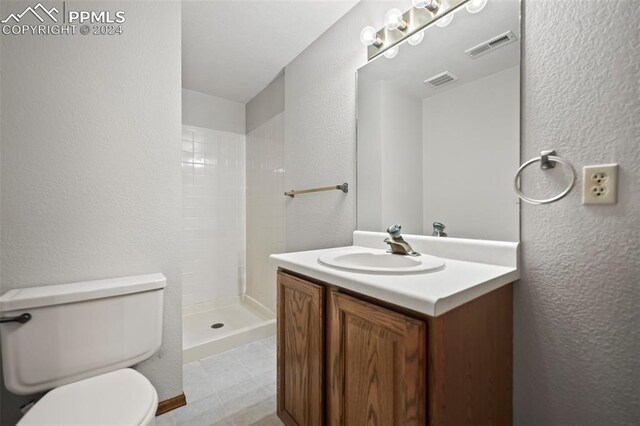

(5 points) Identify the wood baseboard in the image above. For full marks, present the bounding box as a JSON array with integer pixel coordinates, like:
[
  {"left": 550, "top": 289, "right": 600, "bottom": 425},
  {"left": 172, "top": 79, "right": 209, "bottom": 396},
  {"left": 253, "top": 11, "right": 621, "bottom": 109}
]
[{"left": 156, "top": 393, "right": 187, "bottom": 416}]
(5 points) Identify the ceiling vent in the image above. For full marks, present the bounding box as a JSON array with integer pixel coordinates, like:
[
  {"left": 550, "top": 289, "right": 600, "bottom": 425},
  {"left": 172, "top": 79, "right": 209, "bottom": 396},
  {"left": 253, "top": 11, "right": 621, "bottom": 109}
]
[
  {"left": 423, "top": 71, "right": 458, "bottom": 88},
  {"left": 465, "top": 31, "right": 517, "bottom": 58}
]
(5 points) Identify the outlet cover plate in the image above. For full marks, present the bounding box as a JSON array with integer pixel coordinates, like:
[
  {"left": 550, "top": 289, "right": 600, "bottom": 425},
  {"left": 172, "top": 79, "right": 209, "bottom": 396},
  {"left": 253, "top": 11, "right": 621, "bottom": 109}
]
[{"left": 582, "top": 163, "right": 618, "bottom": 205}]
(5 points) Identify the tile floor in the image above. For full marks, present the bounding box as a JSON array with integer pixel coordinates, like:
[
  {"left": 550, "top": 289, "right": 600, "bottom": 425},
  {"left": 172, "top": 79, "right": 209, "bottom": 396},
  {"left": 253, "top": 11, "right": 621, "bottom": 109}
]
[{"left": 157, "top": 336, "right": 283, "bottom": 426}]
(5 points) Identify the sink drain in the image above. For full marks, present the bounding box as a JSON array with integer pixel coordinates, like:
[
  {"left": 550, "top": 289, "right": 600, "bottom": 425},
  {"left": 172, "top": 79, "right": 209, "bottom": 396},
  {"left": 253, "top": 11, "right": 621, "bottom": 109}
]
[{"left": 211, "top": 323, "right": 224, "bottom": 329}]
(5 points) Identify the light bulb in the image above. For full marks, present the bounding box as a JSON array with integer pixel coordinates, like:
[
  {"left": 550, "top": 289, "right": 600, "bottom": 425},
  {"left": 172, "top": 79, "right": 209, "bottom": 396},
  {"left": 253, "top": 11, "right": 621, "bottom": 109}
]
[
  {"left": 360, "top": 26, "right": 381, "bottom": 47},
  {"left": 466, "top": 0, "right": 488, "bottom": 13},
  {"left": 436, "top": 12, "right": 454, "bottom": 27},
  {"left": 408, "top": 32, "right": 424, "bottom": 46},
  {"left": 384, "top": 9, "right": 407, "bottom": 31},
  {"left": 435, "top": 0, "right": 454, "bottom": 27},
  {"left": 384, "top": 45, "right": 398, "bottom": 59},
  {"left": 413, "top": 0, "right": 439, "bottom": 12}
]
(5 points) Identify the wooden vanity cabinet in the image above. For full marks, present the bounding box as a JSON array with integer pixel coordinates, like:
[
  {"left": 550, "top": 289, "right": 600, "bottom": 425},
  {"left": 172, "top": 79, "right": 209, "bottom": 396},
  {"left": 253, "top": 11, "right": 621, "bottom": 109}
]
[
  {"left": 277, "top": 269, "right": 513, "bottom": 426},
  {"left": 277, "top": 272, "right": 324, "bottom": 426},
  {"left": 327, "top": 290, "right": 427, "bottom": 425}
]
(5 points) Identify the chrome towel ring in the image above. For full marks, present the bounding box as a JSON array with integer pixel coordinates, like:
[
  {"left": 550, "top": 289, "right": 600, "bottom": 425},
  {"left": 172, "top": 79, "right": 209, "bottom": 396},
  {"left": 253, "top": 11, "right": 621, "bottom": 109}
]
[{"left": 514, "top": 150, "right": 576, "bottom": 205}]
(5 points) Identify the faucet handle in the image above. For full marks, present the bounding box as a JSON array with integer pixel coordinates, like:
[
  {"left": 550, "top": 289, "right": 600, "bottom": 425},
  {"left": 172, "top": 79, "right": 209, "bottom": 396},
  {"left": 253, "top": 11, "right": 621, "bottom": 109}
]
[
  {"left": 387, "top": 224, "right": 402, "bottom": 239},
  {"left": 432, "top": 222, "right": 447, "bottom": 237}
]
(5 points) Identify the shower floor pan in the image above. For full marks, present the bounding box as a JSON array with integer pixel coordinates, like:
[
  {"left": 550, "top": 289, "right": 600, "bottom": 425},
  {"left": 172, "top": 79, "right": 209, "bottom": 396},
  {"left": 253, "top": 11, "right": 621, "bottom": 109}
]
[{"left": 182, "top": 295, "right": 276, "bottom": 364}]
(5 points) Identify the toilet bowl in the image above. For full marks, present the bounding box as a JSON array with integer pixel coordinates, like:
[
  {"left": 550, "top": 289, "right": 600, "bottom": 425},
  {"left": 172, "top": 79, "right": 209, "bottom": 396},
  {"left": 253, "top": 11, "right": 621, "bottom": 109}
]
[
  {"left": 19, "top": 369, "right": 158, "bottom": 426},
  {"left": 0, "top": 273, "right": 166, "bottom": 425}
]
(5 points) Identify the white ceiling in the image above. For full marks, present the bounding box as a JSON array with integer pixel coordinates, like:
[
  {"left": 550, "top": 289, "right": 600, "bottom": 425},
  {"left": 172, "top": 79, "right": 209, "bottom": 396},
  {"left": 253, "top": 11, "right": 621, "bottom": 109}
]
[
  {"left": 358, "top": 0, "right": 520, "bottom": 100},
  {"left": 182, "top": 0, "right": 360, "bottom": 104}
]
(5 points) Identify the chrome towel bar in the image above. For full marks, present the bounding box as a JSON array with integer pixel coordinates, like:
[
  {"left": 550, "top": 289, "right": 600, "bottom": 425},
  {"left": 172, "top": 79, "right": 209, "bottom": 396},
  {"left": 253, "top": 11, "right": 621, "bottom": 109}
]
[{"left": 285, "top": 183, "right": 348, "bottom": 198}]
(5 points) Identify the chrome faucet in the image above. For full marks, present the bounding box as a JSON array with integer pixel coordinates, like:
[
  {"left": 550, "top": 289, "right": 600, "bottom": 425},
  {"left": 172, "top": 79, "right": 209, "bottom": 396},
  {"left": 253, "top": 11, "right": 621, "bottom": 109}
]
[{"left": 384, "top": 224, "right": 420, "bottom": 257}]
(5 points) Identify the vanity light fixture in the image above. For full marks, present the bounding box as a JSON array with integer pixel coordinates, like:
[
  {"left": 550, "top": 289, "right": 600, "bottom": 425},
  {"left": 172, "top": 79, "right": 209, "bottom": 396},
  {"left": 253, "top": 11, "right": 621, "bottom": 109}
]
[
  {"left": 435, "top": 12, "right": 454, "bottom": 27},
  {"left": 413, "top": 0, "right": 440, "bottom": 12},
  {"left": 384, "top": 8, "right": 408, "bottom": 31},
  {"left": 360, "top": 26, "right": 383, "bottom": 47},
  {"left": 436, "top": 0, "right": 455, "bottom": 27},
  {"left": 360, "top": 0, "right": 471, "bottom": 61},
  {"left": 408, "top": 31, "right": 425, "bottom": 46},
  {"left": 384, "top": 45, "right": 399, "bottom": 59},
  {"left": 466, "top": 0, "right": 488, "bottom": 13}
]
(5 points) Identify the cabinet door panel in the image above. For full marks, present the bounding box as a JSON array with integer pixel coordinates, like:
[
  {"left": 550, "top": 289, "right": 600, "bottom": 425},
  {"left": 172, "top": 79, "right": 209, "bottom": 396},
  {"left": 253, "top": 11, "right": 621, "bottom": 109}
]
[
  {"left": 277, "top": 272, "right": 324, "bottom": 426},
  {"left": 328, "top": 290, "right": 426, "bottom": 426}
]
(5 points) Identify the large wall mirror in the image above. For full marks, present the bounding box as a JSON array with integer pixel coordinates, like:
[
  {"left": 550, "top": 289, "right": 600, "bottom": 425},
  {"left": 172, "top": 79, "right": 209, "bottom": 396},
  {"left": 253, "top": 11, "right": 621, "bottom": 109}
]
[{"left": 357, "top": 0, "right": 520, "bottom": 242}]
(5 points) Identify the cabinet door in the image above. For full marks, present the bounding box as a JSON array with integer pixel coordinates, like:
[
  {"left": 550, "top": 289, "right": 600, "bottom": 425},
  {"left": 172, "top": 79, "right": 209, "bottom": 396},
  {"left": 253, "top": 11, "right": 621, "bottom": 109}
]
[
  {"left": 328, "top": 290, "right": 427, "bottom": 426},
  {"left": 277, "top": 271, "right": 324, "bottom": 426}
]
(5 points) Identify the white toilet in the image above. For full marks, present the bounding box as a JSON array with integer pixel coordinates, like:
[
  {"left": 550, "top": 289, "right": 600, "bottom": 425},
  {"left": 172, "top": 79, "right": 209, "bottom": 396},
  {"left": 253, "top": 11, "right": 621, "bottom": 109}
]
[{"left": 0, "top": 273, "right": 166, "bottom": 425}]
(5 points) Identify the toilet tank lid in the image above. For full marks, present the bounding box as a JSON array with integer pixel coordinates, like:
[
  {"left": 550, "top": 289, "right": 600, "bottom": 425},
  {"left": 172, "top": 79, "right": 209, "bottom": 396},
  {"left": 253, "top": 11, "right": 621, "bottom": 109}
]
[{"left": 0, "top": 273, "right": 166, "bottom": 312}]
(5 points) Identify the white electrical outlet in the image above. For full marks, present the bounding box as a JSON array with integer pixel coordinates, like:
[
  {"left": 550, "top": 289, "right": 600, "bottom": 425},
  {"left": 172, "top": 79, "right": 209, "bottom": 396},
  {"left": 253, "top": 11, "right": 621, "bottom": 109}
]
[{"left": 582, "top": 163, "right": 619, "bottom": 205}]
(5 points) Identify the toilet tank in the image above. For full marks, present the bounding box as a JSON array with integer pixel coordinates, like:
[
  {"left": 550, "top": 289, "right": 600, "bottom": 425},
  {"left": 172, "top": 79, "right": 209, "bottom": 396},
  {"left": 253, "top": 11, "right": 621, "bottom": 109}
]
[{"left": 0, "top": 273, "right": 165, "bottom": 395}]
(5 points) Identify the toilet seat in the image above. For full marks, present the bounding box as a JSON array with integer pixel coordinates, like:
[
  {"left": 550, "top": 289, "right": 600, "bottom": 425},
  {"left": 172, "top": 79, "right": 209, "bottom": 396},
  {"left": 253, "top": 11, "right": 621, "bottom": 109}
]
[{"left": 18, "top": 368, "right": 158, "bottom": 426}]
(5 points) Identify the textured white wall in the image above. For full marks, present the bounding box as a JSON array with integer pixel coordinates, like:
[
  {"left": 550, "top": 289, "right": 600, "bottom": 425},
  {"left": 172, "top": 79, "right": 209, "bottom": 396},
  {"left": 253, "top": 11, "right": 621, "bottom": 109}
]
[
  {"left": 516, "top": 0, "right": 640, "bottom": 424},
  {"left": 182, "top": 89, "right": 246, "bottom": 134},
  {"left": 286, "top": 0, "right": 639, "bottom": 423},
  {"left": 284, "top": 0, "right": 409, "bottom": 252},
  {"left": 423, "top": 66, "right": 519, "bottom": 241},
  {"left": 0, "top": 2, "right": 183, "bottom": 423}
]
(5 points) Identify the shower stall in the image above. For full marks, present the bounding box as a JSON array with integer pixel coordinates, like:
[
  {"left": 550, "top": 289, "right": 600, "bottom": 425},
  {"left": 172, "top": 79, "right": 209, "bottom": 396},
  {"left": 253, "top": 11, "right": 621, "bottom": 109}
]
[{"left": 180, "top": 89, "right": 284, "bottom": 364}]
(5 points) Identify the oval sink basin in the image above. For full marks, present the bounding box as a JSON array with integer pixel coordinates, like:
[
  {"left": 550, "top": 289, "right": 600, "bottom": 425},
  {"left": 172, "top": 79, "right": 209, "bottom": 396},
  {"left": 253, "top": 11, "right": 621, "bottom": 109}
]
[{"left": 318, "top": 249, "right": 445, "bottom": 274}]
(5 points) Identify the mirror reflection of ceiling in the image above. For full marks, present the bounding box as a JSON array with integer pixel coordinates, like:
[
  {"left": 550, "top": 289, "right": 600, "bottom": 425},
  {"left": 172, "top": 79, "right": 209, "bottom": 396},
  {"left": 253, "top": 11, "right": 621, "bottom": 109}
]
[{"left": 358, "top": 0, "right": 520, "bottom": 101}]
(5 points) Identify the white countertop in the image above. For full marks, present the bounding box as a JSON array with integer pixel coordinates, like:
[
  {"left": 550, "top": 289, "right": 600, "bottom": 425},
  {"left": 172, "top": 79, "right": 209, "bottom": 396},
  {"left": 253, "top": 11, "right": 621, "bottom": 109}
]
[{"left": 270, "top": 231, "right": 520, "bottom": 317}]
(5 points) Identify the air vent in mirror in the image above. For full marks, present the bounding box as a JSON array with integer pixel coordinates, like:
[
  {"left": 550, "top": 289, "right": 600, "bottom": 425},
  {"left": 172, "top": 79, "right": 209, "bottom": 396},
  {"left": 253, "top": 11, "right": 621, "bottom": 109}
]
[
  {"left": 465, "top": 31, "right": 517, "bottom": 58},
  {"left": 423, "top": 71, "right": 458, "bottom": 88}
]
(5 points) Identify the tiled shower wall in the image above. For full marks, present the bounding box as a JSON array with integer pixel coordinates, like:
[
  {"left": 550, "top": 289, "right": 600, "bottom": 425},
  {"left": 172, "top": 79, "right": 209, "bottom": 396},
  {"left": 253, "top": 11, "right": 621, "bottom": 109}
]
[
  {"left": 246, "top": 113, "right": 285, "bottom": 313},
  {"left": 182, "top": 125, "right": 246, "bottom": 307}
]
